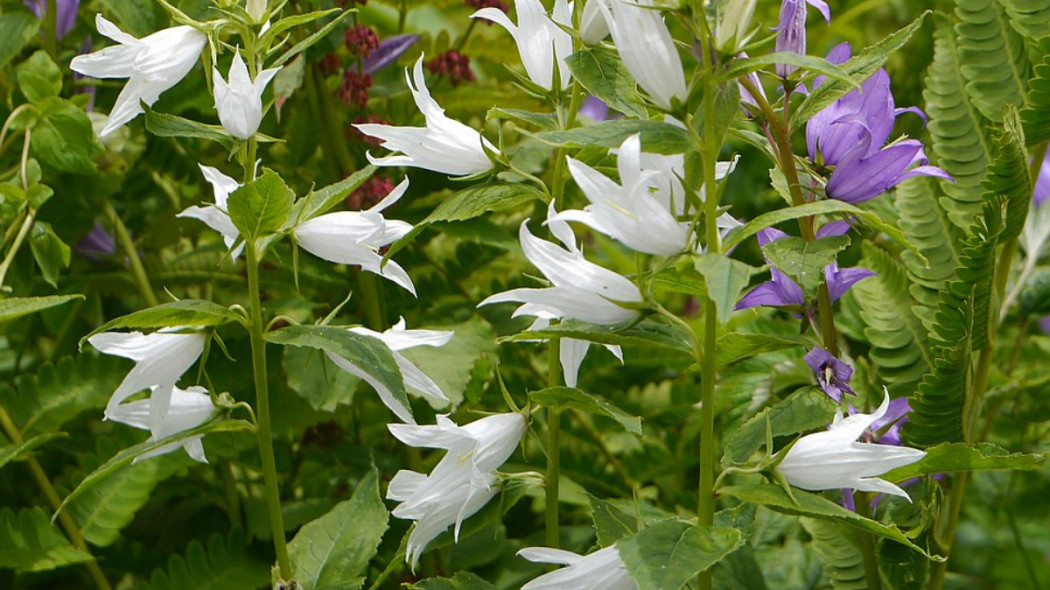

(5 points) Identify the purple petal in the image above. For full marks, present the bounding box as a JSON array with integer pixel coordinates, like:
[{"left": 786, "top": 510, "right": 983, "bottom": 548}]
[
  {"left": 75, "top": 221, "right": 116, "bottom": 262},
  {"left": 579, "top": 95, "right": 609, "bottom": 121},
  {"left": 826, "top": 263, "right": 876, "bottom": 302},
  {"left": 803, "top": 346, "right": 854, "bottom": 402},
  {"left": 816, "top": 220, "right": 851, "bottom": 238},
  {"left": 362, "top": 34, "right": 419, "bottom": 75},
  {"left": 23, "top": 0, "right": 78, "bottom": 39},
  {"left": 806, "top": 0, "right": 832, "bottom": 23},
  {"left": 774, "top": 0, "right": 807, "bottom": 77},
  {"left": 736, "top": 280, "right": 801, "bottom": 309},
  {"left": 895, "top": 106, "right": 928, "bottom": 127},
  {"left": 757, "top": 227, "right": 789, "bottom": 247},
  {"left": 827, "top": 141, "right": 925, "bottom": 203},
  {"left": 1034, "top": 150, "right": 1050, "bottom": 207}
]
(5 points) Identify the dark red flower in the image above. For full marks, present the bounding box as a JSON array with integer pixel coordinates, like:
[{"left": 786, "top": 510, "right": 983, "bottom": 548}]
[
  {"left": 340, "top": 70, "right": 373, "bottom": 108},
  {"left": 426, "top": 50, "right": 475, "bottom": 86}
]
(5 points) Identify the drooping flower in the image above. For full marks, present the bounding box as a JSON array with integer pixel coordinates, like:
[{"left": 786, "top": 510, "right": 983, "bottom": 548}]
[
  {"left": 354, "top": 56, "right": 496, "bottom": 176},
  {"left": 213, "top": 50, "right": 280, "bottom": 140},
  {"left": 24, "top": 0, "right": 79, "bottom": 40},
  {"left": 70, "top": 15, "right": 207, "bottom": 137},
  {"left": 75, "top": 221, "right": 116, "bottom": 263},
  {"left": 325, "top": 317, "right": 453, "bottom": 423},
  {"left": 597, "top": 0, "right": 686, "bottom": 109},
  {"left": 478, "top": 205, "right": 642, "bottom": 325},
  {"left": 106, "top": 385, "right": 215, "bottom": 463},
  {"left": 803, "top": 346, "right": 854, "bottom": 402},
  {"left": 178, "top": 164, "right": 243, "bottom": 258},
  {"left": 580, "top": 0, "right": 610, "bottom": 45},
  {"left": 736, "top": 224, "right": 875, "bottom": 310},
  {"left": 807, "top": 43, "right": 952, "bottom": 203},
  {"left": 773, "top": 0, "right": 830, "bottom": 77},
  {"left": 776, "top": 394, "right": 926, "bottom": 500},
  {"left": 472, "top": 0, "right": 572, "bottom": 90},
  {"left": 294, "top": 177, "right": 416, "bottom": 295},
  {"left": 387, "top": 413, "right": 526, "bottom": 569},
  {"left": 528, "top": 317, "right": 624, "bottom": 388},
  {"left": 519, "top": 545, "right": 637, "bottom": 590},
  {"left": 87, "top": 329, "right": 206, "bottom": 414}
]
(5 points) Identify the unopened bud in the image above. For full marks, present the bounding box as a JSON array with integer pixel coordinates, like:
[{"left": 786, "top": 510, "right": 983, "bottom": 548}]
[
  {"left": 716, "top": 0, "right": 756, "bottom": 51},
  {"left": 246, "top": 0, "right": 267, "bottom": 23}
]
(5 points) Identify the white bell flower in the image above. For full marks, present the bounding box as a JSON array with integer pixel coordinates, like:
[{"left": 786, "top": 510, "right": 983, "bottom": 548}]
[
  {"left": 529, "top": 315, "right": 623, "bottom": 388},
  {"left": 325, "top": 317, "right": 454, "bottom": 423},
  {"left": 213, "top": 50, "right": 280, "bottom": 140},
  {"left": 106, "top": 385, "right": 215, "bottom": 463},
  {"left": 70, "top": 15, "right": 207, "bottom": 137},
  {"left": 776, "top": 394, "right": 926, "bottom": 500},
  {"left": 478, "top": 204, "right": 642, "bottom": 325},
  {"left": 472, "top": 0, "right": 573, "bottom": 90},
  {"left": 354, "top": 56, "right": 496, "bottom": 177},
  {"left": 178, "top": 164, "right": 243, "bottom": 259},
  {"left": 597, "top": 0, "right": 686, "bottom": 109},
  {"left": 294, "top": 177, "right": 416, "bottom": 295},
  {"left": 519, "top": 545, "right": 637, "bottom": 590},
  {"left": 387, "top": 413, "right": 526, "bottom": 570},
  {"left": 580, "top": 0, "right": 611, "bottom": 45}
]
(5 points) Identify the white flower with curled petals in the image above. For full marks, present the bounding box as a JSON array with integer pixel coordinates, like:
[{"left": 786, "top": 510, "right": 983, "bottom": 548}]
[
  {"left": 519, "top": 545, "right": 636, "bottom": 590},
  {"left": 294, "top": 177, "right": 416, "bottom": 295},
  {"left": 325, "top": 317, "right": 454, "bottom": 423},
  {"left": 87, "top": 329, "right": 206, "bottom": 414},
  {"left": 478, "top": 205, "right": 642, "bottom": 325},
  {"left": 70, "top": 15, "right": 207, "bottom": 137},
  {"left": 212, "top": 50, "right": 280, "bottom": 140},
  {"left": 472, "top": 0, "right": 573, "bottom": 90},
  {"left": 354, "top": 56, "right": 496, "bottom": 177},
  {"left": 106, "top": 385, "right": 215, "bottom": 463},
  {"left": 598, "top": 0, "right": 686, "bottom": 109},
  {"left": 776, "top": 394, "right": 926, "bottom": 500},
  {"left": 178, "top": 164, "right": 243, "bottom": 258},
  {"left": 387, "top": 413, "right": 526, "bottom": 570}
]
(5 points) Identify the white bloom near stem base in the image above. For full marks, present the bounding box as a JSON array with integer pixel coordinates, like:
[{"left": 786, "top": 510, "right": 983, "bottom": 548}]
[
  {"left": 598, "top": 0, "right": 686, "bottom": 109},
  {"left": 529, "top": 318, "right": 623, "bottom": 388},
  {"left": 387, "top": 413, "right": 526, "bottom": 569},
  {"left": 70, "top": 15, "right": 207, "bottom": 137},
  {"left": 178, "top": 164, "right": 243, "bottom": 258},
  {"left": 213, "top": 51, "right": 280, "bottom": 140},
  {"left": 776, "top": 395, "right": 926, "bottom": 500},
  {"left": 294, "top": 177, "right": 416, "bottom": 294},
  {"left": 472, "top": 0, "right": 572, "bottom": 90},
  {"left": 107, "top": 385, "right": 215, "bottom": 463},
  {"left": 478, "top": 204, "right": 642, "bottom": 325},
  {"left": 325, "top": 317, "right": 453, "bottom": 423},
  {"left": 519, "top": 545, "right": 637, "bottom": 590},
  {"left": 354, "top": 57, "right": 496, "bottom": 177}
]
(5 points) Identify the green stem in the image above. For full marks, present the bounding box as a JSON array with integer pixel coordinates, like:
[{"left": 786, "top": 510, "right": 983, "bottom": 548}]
[
  {"left": 105, "top": 201, "right": 159, "bottom": 307},
  {"left": 0, "top": 406, "right": 112, "bottom": 590},
  {"left": 854, "top": 493, "right": 883, "bottom": 590},
  {"left": 545, "top": 337, "right": 562, "bottom": 549},
  {"left": 0, "top": 209, "right": 34, "bottom": 290},
  {"left": 44, "top": 0, "right": 58, "bottom": 60},
  {"left": 357, "top": 271, "right": 384, "bottom": 330},
  {"left": 246, "top": 241, "right": 293, "bottom": 581}
]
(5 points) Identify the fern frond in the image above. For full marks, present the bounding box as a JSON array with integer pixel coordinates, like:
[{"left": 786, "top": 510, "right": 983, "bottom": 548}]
[
  {"left": 139, "top": 529, "right": 268, "bottom": 590},
  {"left": 800, "top": 517, "right": 867, "bottom": 590},
  {"left": 955, "top": 0, "right": 1029, "bottom": 123},
  {"left": 0, "top": 355, "right": 121, "bottom": 437},
  {"left": 1020, "top": 36, "right": 1050, "bottom": 147},
  {"left": 0, "top": 507, "right": 92, "bottom": 573}
]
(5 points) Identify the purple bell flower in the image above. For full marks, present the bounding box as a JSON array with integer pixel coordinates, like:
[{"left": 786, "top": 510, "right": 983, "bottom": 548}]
[
  {"left": 75, "top": 221, "right": 116, "bottom": 263},
  {"left": 1034, "top": 149, "right": 1050, "bottom": 207},
  {"left": 24, "top": 0, "right": 79, "bottom": 40},
  {"left": 735, "top": 223, "right": 875, "bottom": 310},
  {"left": 807, "top": 43, "right": 952, "bottom": 204},
  {"left": 804, "top": 346, "right": 854, "bottom": 402},
  {"left": 773, "top": 0, "right": 830, "bottom": 78},
  {"left": 362, "top": 34, "right": 419, "bottom": 75}
]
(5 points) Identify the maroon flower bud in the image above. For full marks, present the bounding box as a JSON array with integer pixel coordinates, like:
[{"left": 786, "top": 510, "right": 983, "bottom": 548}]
[
  {"left": 339, "top": 70, "right": 373, "bottom": 108},
  {"left": 345, "top": 25, "right": 380, "bottom": 60},
  {"left": 426, "top": 50, "right": 475, "bottom": 86},
  {"left": 319, "top": 52, "right": 342, "bottom": 77},
  {"left": 465, "top": 0, "right": 508, "bottom": 17}
]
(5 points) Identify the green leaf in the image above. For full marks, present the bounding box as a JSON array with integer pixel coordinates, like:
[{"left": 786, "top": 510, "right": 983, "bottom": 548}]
[
  {"left": 533, "top": 120, "right": 691, "bottom": 154},
  {"left": 407, "top": 572, "right": 497, "bottom": 590},
  {"left": 84, "top": 300, "right": 242, "bottom": 342},
  {"left": 955, "top": 0, "right": 1028, "bottom": 124},
  {"left": 99, "top": 0, "right": 163, "bottom": 36},
  {"left": 0, "top": 432, "right": 65, "bottom": 471},
  {"left": 791, "top": 13, "right": 928, "bottom": 126},
  {"left": 720, "top": 53, "right": 858, "bottom": 88},
  {"left": 288, "top": 466, "right": 388, "bottom": 590},
  {"left": 487, "top": 107, "right": 559, "bottom": 131},
  {"left": 721, "top": 387, "right": 837, "bottom": 467},
  {"left": 882, "top": 442, "right": 1047, "bottom": 482},
  {"left": 143, "top": 105, "right": 234, "bottom": 149},
  {"left": 17, "top": 51, "right": 62, "bottom": 104},
  {"left": 266, "top": 325, "right": 408, "bottom": 418},
  {"left": 0, "top": 12, "right": 40, "bottom": 71},
  {"left": 0, "top": 507, "right": 93, "bottom": 572},
  {"left": 29, "top": 221, "right": 70, "bottom": 287},
  {"left": 530, "top": 386, "right": 642, "bottom": 434},
  {"left": 715, "top": 332, "right": 807, "bottom": 367},
  {"left": 1020, "top": 37, "right": 1050, "bottom": 146},
  {"left": 589, "top": 495, "right": 639, "bottom": 546},
  {"left": 761, "top": 235, "right": 850, "bottom": 293},
  {"left": 617, "top": 520, "right": 743, "bottom": 590},
  {"left": 693, "top": 254, "right": 756, "bottom": 325},
  {"left": 719, "top": 485, "right": 942, "bottom": 559},
  {"left": 258, "top": 8, "right": 342, "bottom": 48},
  {"left": 271, "top": 9, "right": 353, "bottom": 67},
  {"left": 988, "top": 104, "right": 1031, "bottom": 242},
  {"left": 0, "top": 295, "right": 82, "bottom": 323},
  {"left": 798, "top": 518, "right": 866, "bottom": 590},
  {"left": 502, "top": 318, "right": 694, "bottom": 356},
  {"left": 398, "top": 317, "right": 496, "bottom": 407},
  {"left": 0, "top": 355, "right": 122, "bottom": 436},
  {"left": 565, "top": 48, "right": 648, "bottom": 119},
  {"left": 228, "top": 169, "right": 295, "bottom": 240},
  {"left": 30, "top": 98, "right": 100, "bottom": 174},
  {"left": 291, "top": 165, "right": 376, "bottom": 224},
  {"left": 138, "top": 529, "right": 269, "bottom": 590},
  {"left": 283, "top": 347, "right": 359, "bottom": 412}
]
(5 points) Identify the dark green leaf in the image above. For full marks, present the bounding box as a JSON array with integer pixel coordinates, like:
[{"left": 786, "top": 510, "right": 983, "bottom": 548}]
[
  {"left": 0, "top": 12, "right": 40, "bottom": 71},
  {"left": 716, "top": 332, "right": 807, "bottom": 367},
  {"left": 282, "top": 346, "right": 359, "bottom": 412},
  {"left": 0, "top": 507, "right": 93, "bottom": 572},
  {"left": 0, "top": 433, "right": 65, "bottom": 471},
  {"left": 291, "top": 165, "right": 376, "bottom": 224},
  {"left": 488, "top": 107, "right": 559, "bottom": 131},
  {"left": 503, "top": 318, "right": 693, "bottom": 356},
  {"left": 17, "top": 51, "right": 62, "bottom": 104},
  {"left": 228, "top": 168, "right": 295, "bottom": 239},
  {"left": 566, "top": 48, "right": 648, "bottom": 119},
  {"left": 533, "top": 120, "right": 691, "bottom": 154},
  {"left": 407, "top": 572, "right": 497, "bottom": 590},
  {"left": 144, "top": 105, "right": 234, "bottom": 148},
  {"left": 29, "top": 221, "right": 70, "bottom": 287},
  {"left": 271, "top": 10, "right": 353, "bottom": 67},
  {"left": 721, "top": 387, "right": 837, "bottom": 467},
  {"left": 31, "top": 98, "right": 100, "bottom": 174},
  {"left": 530, "top": 386, "right": 642, "bottom": 434},
  {"left": 138, "top": 529, "right": 268, "bottom": 590},
  {"left": 883, "top": 442, "right": 1047, "bottom": 482},
  {"left": 589, "top": 495, "right": 639, "bottom": 546},
  {"left": 618, "top": 520, "right": 743, "bottom": 590},
  {"left": 720, "top": 52, "right": 859, "bottom": 87},
  {"left": 84, "top": 300, "right": 242, "bottom": 341}
]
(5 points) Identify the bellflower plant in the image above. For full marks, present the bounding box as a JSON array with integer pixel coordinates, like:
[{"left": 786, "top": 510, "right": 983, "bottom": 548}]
[
  {"left": 773, "top": 0, "right": 830, "bottom": 77},
  {"left": 518, "top": 545, "right": 637, "bottom": 590},
  {"left": 212, "top": 50, "right": 281, "bottom": 140},
  {"left": 472, "top": 0, "right": 573, "bottom": 90},
  {"left": 70, "top": 15, "right": 207, "bottom": 137},
  {"left": 178, "top": 164, "right": 243, "bottom": 259},
  {"left": 804, "top": 346, "right": 854, "bottom": 402},
  {"left": 580, "top": 0, "right": 610, "bottom": 45},
  {"left": 106, "top": 385, "right": 215, "bottom": 463},
  {"left": 597, "top": 0, "right": 686, "bottom": 109}
]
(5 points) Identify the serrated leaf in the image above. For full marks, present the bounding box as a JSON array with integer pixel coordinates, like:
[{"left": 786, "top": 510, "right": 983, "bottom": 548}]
[
  {"left": 407, "top": 572, "right": 497, "bottom": 590},
  {"left": 0, "top": 295, "right": 83, "bottom": 323},
  {"left": 694, "top": 254, "right": 756, "bottom": 325},
  {"left": 589, "top": 495, "right": 639, "bottom": 546},
  {"left": 30, "top": 97, "right": 100, "bottom": 174},
  {"left": 84, "top": 300, "right": 242, "bottom": 341},
  {"left": 1020, "top": 37, "right": 1050, "bottom": 145},
  {"left": 139, "top": 529, "right": 268, "bottom": 590},
  {"left": 529, "top": 386, "right": 641, "bottom": 434},
  {"left": 761, "top": 235, "right": 850, "bottom": 293},
  {"left": 143, "top": 104, "right": 234, "bottom": 148},
  {"left": 721, "top": 387, "right": 838, "bottom": 467},
  {"left": 883, "top": 442, "right": 1047, "bottom": 482},
  {"left": 0, "top": 507, "right": 93, "bottom": 572},
  {"left": 617, "top": 520, "right": 743, "bottom": 590},
  {"left": 566, "top": 48, "right": 648, "bottom": 119},
  {"left": 955, "top": 0, "right": 1028, "bottom": 124},
  {"left": 291, "top": 165, "right": 376, "bottom": 223},
  {"left": 287, "top": 466, "right": 388, "bottom": 590},
  {"left": 0, "top": 355, "right": 122, "bottom": 436},
  {"left": 799, "top": 518, "right": 866, "bottom": 590},
  {"left": 533, "top": 120, "right": 691, "bottom": 154},
  {"left": 503, "top": 318, "right": 693, "bottom": 356},
  {"left": 283, "top": 346, "right": 359, "bottom": 412},
  {"left": 716, "top": 332, "right": 807, "bottom": 367},
  {"left": 719, "top": 53, "right": 858, "bottom": 88},
  {"left": 228, "top": 169, "right": 295, "bottom": 239}
]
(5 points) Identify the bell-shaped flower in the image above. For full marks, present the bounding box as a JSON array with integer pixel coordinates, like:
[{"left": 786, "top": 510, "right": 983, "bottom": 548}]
[
  {"left": 776, "top": 394, "right": 926, "bottom": 500},
  {"left": 294, "top": 177, "right": 416, "bottom": 294},
  {"left": 387, "top": 413, "right": 526, "bottom": 569},
  {"left": 803, "top": 346, "right": 854, "bottom": 402},
  {"left": 472, "top": 0, "right": 572, "bottom": 90},
  {"left": 107, "top": 385, "right": 215, "bottom": 463},
  {"left": 773, "top": 0, "right": 830, "bottom": 77},
  {"left": 354, "top": 56, "right": 496, "bottom": 176},
  {"left": 597, "top": 0, "right": 686, "bottom": 109},
  {"left": 519, "top": 545, "right": 636, "bottom": 590},
  {"left": 178, "top": 164, "right": 243, "bottom": 258},
  {"left": 213, "top": 50, "right": 280, "bottom": 140},
  {"left": 24, "top": 0, "right": 79, "bottom": 40},
  {"left": 325, "top": 317, "right": 453, "bottom": 423},
  {"left": 807, "top": 43, "right": 951, "bottom": 203},
  {"left": 716, "top": 0, "right": 757, "bottom": 52},
  {"left": 478, "top": 206, "right": 642, "bottom": 325},
  {"left": 70, "top": 15, "right": 207, "bottom": 137},
  {"left": 528, "top": 317, "right": 623, "bottom": 388},
  {"left": 580, "top": 0, "right": 611, "bottom": 45}
]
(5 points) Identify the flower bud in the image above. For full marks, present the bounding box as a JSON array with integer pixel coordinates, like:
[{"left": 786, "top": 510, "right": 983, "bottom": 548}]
[
  {"left": 246, "top": 0, "right": 267, "bottom": 22},
  {"left": 716, "top": 0, "right": 756, "bottom": 52}
]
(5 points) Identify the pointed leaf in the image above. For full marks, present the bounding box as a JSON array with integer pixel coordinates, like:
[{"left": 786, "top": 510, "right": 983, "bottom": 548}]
[
  {"left": 617, "top": 520, "right": 743, "bottom": 590},
  {"left": 694, "top": 254, "right": 756, "bottom": 325},
  {"left": 228, "top": 168, "right": 295, "bottom": 239},
  {"left": 530, "top": 386, "right": 641, "bottom": 434},
  {"left": 0, "top": 295, "right": 82, "bottom": 323}
]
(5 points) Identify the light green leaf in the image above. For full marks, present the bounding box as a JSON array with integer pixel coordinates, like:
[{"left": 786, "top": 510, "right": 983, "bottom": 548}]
[
  {"left": 84, "top": 300, "right": 242, "bottom": 342},
  {"left": 0, "top": 295, "right": 83, "bottom": 323},
  {"left": 566, "top": 48, "right": 648, "bottom": 119},
  {"left": 282, "top": 346, "right": 359, "bottom": 412},
  {"left": 0, "top": 507, "right": 93, "bottom": 572},
  {"left": 288, "top": 466, "right": 388, "bottom": 590},
  {"left": 487, "top": 107, "right": 559, "bottom": 131},
  {"left": 589, "top": 495, "right": 639, "bottom": 546},
  {"left": 716, "top": 332, "right": 807, "bottom": 367},
  {"left": 398, "top": 317, "right": 496, "bottom": 407},
  {"left": 144, "top": 105, "right": 234, "bottom": 148},
  {"left": 407, "top": 572, "right": 497, "bottom": 590},
  {"left": 882, "top": 442, "right": 1047, "bottom": 482},
  {"left": 533, "top": 120, "right": 691, "bottom": 154},
  {"left": 17, "top": 51, "right": 62, "bottom": 104},
  {"left": 271, "top": 9, "right": 353, "bottom": 67},
  {"left": 0, "top": 12, "right": 40, "bottom": 71},
  {"left": 0, "top": 355, "right": 121, "bottom": 437},
  {"left": 617, "top": 520, "right": 743, "bottom": 590},
  {"left": 721, "top": 387, "right": 837, "bottom": 467},
  {"left": 720, "top": 52, "right": 859, "bottom": 87},
  {"left": 30, "top": 97, "right": 100, "bottom": 174},
  {"left": 502, "top": 318, "right": 693, "bottom": 355},
  {"left": 762, "top": 235, "right": 851, "bottom": 293},
  {"left": 694, "top": 254, "right": 756, "bottom": 325},
  {"left": 530, "top": 386, "right": 642, "bottom": 434},
  {"left": 291, "top": 165, "right": 376, "bottom": 224},
  {"left": 228, "top": 169, "right": 295, "bottom": 239},
  {"left": 29, "top": 221, "right": 70, "bottom": 287}
]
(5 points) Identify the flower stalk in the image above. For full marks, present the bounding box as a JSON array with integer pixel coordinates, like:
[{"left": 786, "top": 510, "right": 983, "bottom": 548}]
[{"left": 105, "top": 201, "right": 159, "bottom": 307}]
